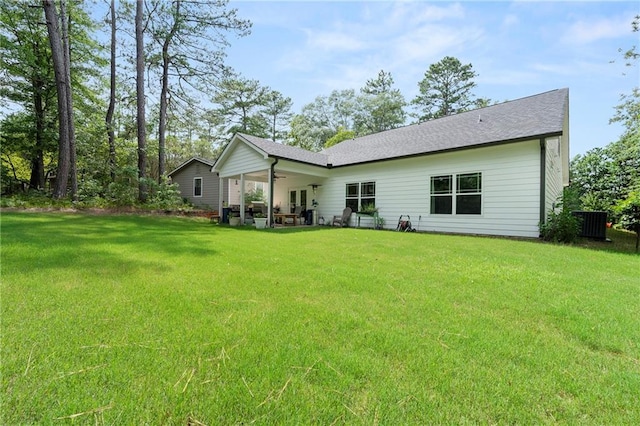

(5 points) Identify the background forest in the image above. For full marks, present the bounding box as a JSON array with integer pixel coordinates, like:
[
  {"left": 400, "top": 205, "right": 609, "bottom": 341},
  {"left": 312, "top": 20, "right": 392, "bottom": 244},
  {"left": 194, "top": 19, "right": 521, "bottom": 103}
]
[{"left": 0, "top": 2, "right": 638, "bottom": 242}]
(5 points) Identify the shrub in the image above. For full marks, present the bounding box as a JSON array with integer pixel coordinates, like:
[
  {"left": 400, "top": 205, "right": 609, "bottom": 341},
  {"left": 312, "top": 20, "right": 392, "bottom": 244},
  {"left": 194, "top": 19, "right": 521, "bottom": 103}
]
[
  {"left": 540, "top": 189, "right": 581, "bottom": 243},
  {"left": 105, "top": 167, "right": 138, "bottom": 206},
  {"left": 614, "top": 188, "right": 640, "bottom": 252},
  {"left": 0, "top": 190, "right": 66, "bottom": 208},
  {"left": 76, "top": 178, "right": 105, "bottom": 204},
  {"left": 145, "top": 177, "right": 184, "bottom": 210}
]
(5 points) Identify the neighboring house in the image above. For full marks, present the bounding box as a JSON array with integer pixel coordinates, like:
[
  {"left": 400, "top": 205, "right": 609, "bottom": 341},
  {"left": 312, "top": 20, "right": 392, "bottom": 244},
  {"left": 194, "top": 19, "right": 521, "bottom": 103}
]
[
  {"left": 212, "top": 88, "right": 570, "bottom": 238},
  {"left": 168, "top": 157, "right": 220, "bottom": 209}
]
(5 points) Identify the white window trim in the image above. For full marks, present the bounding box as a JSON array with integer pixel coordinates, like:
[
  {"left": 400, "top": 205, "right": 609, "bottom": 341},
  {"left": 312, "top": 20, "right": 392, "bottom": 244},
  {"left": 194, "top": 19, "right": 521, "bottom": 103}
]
[
  {"left": 345, "top": 181, "right": 376, "bottom": 211},
  {"left": 193, "top": 177, "right": 203, "bottom": 197},
  {"left": 429, "top": 172, "right": 482, "bottom": 216}
]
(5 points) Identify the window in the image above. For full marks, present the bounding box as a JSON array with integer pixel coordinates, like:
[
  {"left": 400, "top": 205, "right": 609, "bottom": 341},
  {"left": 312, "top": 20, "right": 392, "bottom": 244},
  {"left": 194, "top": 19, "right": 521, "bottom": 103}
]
[
  {"left": 430, "top": 175, "right": 452, "bottom": 214},
  {"left": 289, "top": 190, "right": 297, "bottom": 212},
  {"left": 456, "top": 172, "right": 482, "bottom": 215},
  {"left": 430, "top": 173, "right": 481, "bottom": 215},
  {"left": 345, "top": 182, "right": 375, "bottom": 211},
  {"left": 194, "top": 177, "right": 203, "bottom": 197},
  {"left": 289, "top": 188, "right": 308, "bottom": 212}
]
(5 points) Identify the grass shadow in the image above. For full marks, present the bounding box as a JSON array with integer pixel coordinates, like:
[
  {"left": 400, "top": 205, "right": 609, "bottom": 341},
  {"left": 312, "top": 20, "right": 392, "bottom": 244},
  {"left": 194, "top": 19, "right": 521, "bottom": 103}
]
[
  {"left": 573, "top": 228, "right": 638, "bottom": 256},
  {"left": 1, "top": 213, "right": 220, "bottom": 275}
]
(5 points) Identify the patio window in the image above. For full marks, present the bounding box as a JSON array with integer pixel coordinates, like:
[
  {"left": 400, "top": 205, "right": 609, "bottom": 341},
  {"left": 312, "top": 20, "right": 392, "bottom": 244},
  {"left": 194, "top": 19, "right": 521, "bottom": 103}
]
[
  {"left": 430, "top": 172, "right": 482, "bottom": 215},
  {"left": 345, "top": 181, "right": 376, "bottom": 212},
  {"left": 194, "top": 177, "right": 203, "bottom": 197}
]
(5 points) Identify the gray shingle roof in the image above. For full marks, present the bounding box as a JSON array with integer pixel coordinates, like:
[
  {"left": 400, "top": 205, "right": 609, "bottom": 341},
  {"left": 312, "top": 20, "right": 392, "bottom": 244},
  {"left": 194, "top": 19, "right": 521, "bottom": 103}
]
[
  {"left": 235, "top": 88, "right": 568, "bottom": 168},
  {"left": 322, "top": 88, "right": 568, "bottom": 166},
  {"left": 238, "top": 133, "right": 329, "bottom": 166},
  {"left": 168, "top": 156, "right": 215, "bottom": 176}
]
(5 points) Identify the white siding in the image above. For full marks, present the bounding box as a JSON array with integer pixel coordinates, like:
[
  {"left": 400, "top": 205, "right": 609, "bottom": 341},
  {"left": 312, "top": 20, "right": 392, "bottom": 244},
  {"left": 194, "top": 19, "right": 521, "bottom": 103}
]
[
  {"left": 544, "top": 136, "right": 564, "bottom": 218},
  {"left": 217, "top": 142, "right": 270, "bottom": 178},
  {"left": 317, "top": 141, "right": 542, "bottom": 237}
]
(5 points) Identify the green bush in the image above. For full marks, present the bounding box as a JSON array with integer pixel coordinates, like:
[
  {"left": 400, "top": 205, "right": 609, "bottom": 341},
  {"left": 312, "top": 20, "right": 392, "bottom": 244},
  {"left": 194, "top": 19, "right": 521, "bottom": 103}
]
[
  {"left": 144, "top": 177, "right": 184, "bottom": 210},
  {"left": 614, "top": 188, "right": 640, "bottom": 252},
  {"left": 104, "top": 167, "right": 138, "bottom": 206},
  {"left": 0, "top": 190, "right": 67, "bottom": 208},
  {"left": 76, "top": 178, "right": 105, "bottom": 204},
  {"left": 540, "top": 189, "right": 581, "bottom": 243}
]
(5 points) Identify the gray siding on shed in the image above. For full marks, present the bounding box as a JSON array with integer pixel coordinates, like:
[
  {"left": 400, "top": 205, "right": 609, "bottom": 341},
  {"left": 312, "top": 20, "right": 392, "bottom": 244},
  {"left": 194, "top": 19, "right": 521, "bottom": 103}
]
[{"left": 171, "top": 160, "right": 219, "bottom": 209}]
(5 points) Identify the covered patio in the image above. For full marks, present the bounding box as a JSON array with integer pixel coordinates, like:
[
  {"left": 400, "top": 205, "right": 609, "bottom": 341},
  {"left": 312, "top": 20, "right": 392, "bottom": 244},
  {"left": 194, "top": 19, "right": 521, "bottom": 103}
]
[{"left": 212, "top": 134, "right": 329, "bottom": 228}]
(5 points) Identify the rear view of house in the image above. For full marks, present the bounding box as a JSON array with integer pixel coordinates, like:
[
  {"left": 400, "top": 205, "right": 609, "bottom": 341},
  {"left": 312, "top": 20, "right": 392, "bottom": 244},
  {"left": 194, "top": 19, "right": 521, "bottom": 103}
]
[{"left": 210, "top": 88, "right": 570, "bottom": 238}]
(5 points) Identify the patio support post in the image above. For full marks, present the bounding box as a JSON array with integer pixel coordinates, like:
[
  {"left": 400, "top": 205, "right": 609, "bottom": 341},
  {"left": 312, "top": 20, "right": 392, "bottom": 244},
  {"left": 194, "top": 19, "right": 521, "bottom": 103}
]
[
  {"left": 240, "top": 174, "right": 245, "bottom": 223},
  {"left": 269, "top": 158, "right": 278, "bottom": 228},
  {"left": 218, "top": 176, "right": 224, "bottom": 214}
]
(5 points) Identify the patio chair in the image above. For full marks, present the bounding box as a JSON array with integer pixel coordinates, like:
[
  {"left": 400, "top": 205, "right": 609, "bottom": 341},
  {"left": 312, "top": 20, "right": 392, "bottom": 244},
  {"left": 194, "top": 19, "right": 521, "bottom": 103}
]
[
  {"left": 292, "top": 205, "right": 303, "bottom": 225},
  {"left": 332, "top": 207, "right": 352, "bottom": 227}
]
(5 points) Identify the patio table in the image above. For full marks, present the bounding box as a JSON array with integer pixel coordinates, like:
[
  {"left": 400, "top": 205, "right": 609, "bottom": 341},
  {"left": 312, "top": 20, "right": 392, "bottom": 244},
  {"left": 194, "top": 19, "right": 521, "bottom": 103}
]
[{"left": 273, "top": 213, "right": 299, "bottom": 226}]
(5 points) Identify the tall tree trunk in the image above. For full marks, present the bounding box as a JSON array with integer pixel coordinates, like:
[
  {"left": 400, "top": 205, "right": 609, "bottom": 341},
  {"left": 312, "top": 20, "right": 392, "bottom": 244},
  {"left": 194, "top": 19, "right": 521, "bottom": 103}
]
[
  {"left": 106, "top": 0, "right": 117, "bottom": 181},
  {"left": 29, "top": 155, "right": 45, "bottom": 190},
  {"left": 135, "top": 0, "right": 147, "bottom": 202},
  {"left": 158, "top": 0, "right": 181, "bottom": 182},
  {"left": 30, "top": 80, "right": 46, "bottom": 189},
  {"left": 271, "top": 115, "right": 276, "bottom": 141},
  {"left": 158, "top": 49, "right": 169, "bottom": 182},
  {"left": 59, "top": 0, "right": 77, "bottom": 199},
  {"left": 43, "top": 0, "right": 70, "bottom": 199}
]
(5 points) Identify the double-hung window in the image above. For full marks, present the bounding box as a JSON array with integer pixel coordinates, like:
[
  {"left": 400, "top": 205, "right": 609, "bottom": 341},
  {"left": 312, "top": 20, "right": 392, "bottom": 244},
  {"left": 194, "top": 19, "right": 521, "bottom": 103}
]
[
  {"left": 456, "top": 172, "right": 482, "bottom": 214},
  {"left": 430, "top": 175, "right": 453, "bottom": 214},
  {"left": 194, "top": 177, "right": 203, "bottom": 197},
  {"left": 345, "top": 181, "right": 376, "bottom": 211},
  {"left": 430, "top": 172, "right": 481, "bottom": 215}
]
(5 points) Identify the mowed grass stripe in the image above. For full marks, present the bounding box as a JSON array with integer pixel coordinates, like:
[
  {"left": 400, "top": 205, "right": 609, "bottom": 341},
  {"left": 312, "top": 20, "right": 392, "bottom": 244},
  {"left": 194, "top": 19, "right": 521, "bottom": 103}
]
[{"left": 1, "top": 212, "right": 638, "bottom": 424}]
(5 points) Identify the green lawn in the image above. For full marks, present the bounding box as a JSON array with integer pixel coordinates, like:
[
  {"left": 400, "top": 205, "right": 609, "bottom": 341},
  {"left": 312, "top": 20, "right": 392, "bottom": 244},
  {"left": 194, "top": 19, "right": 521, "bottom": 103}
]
[{"left": 1, "top": 212, "right": 638, "bottom": 424}]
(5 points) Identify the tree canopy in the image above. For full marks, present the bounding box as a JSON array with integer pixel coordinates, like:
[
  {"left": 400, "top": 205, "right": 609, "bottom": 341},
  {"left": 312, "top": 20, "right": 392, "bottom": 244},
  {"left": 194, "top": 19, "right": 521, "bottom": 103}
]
[
  {"left": 412, "top": 56, "right": 479, "bottom": 121},
  {"left": 570, "top": 16, "right": 640, "bottom": 250}
]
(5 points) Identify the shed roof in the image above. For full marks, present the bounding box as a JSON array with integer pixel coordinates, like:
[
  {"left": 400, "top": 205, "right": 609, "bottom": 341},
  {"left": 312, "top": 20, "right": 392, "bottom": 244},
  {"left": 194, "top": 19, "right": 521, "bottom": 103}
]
[{"left": 168, "top": 157, "right": 215, "bottom": 177}]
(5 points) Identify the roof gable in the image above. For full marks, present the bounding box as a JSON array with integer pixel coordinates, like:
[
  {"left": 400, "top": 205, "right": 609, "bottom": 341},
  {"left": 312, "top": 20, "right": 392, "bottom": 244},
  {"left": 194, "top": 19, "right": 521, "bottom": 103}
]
[
  {"left": 237, "top": 133, "right": 329, "bottom": 166},
  {"left": 168, "top": 157, "right": 215, "bottom": 177}
]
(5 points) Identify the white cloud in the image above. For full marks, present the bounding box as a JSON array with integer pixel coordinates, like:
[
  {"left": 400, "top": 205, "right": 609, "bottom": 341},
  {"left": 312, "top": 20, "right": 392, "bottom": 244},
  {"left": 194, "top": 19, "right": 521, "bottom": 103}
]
[
  {"left": 502, "top": 14, "right": 519, "bottom": 28},
  {"left": 561, "top": 15, "right": 633, "bottom": 45},
  {"left": 388, "top": 2, "right": 466, "bottom": 26},
  {"left": 476, "top": 69, "right": 542, "bottom": 87},
  {"left": 391, "top": 24, "right": 484, "bottom": 67},
  {"left": 305, "top": 29, "right": 367, "bottom": 52}
]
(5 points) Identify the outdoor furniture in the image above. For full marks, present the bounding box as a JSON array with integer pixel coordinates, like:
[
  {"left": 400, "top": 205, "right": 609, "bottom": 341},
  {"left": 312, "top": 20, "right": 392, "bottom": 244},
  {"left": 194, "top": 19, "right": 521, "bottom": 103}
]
[
  {"left": 332, "top": 207, "right": 352, "bottom": 227},
  {"left": 356, "top": 211, "right": 381, "bottom": 229},
  {"left": 274, "top": 213, "right": 299, "bottom": 226}
]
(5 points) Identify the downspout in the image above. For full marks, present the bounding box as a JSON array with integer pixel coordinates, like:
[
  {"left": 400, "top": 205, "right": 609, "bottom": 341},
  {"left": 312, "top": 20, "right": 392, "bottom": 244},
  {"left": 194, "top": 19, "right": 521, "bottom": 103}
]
[
  {"left": 269, "top": 157, "right": 279, "bottom": 228},
  {"left": 539, "top": 138, "right": 547, "bottom": 233},
  {"left": 240, "top": 174, "right": 245, "bottom": 223}
]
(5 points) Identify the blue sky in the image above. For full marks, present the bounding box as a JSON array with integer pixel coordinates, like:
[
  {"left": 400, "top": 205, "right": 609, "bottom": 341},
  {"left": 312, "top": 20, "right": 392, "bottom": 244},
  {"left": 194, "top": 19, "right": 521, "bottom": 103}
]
[{"left": 223, "top": 1, "right": 639, "bottom": 157}]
